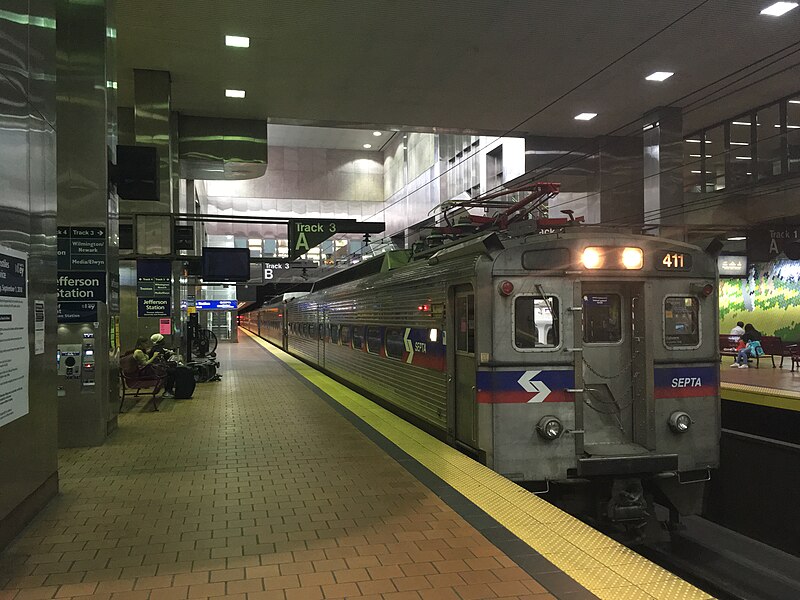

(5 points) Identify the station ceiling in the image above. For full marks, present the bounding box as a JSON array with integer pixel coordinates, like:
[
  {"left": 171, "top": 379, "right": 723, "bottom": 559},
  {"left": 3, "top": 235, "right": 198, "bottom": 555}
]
[{"left": 116, "top": 0, "right": 800, "bottom": 138}]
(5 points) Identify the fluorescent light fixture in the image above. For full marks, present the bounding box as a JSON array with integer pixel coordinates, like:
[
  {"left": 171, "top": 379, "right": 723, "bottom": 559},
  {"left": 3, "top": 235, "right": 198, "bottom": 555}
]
[
  {"left": 574, "top": 112, "right": 597, "bottom": 121},
  {"left": 790, "top": 100, "right": 800, "bottom": 104},
  {"left": 362, "top": 143, "right": 372, "bottom": 149},
  {"left": 786, "top": 125, "right": 800, "bottom": 129},
  {"left": 372, "top": 131, "right": 382, "bottom": 136},
  {"left": 727, "top": 236, "right": 747, "bottom": 241},
  {"left": 225, "top": 89, "right": 245, "bottom": 98},
  {"left": 686, "top": 139, "right": 702, "bottom": 143},
  {"left": 732, "top": 121, "right": 752, "bottom": 126},
  {"left": 735, "top": 156, "right": 752, "bottom": 160},
  {"left": 730, "top": 141, "right": 749, "bottom": 145},
  {"left": 760, "top": 2, "right": 798, "bottom": 16},
  {"left": 689, "top": 154, "right": 712, "bottom": 158},
  {"left": 402, "top": 146, "right": 408, "bottom": 150},
  {"left": 646, "top": 71, "right": 674, "bottom": 82},
  {"left": 691, "top": 170, "right": 703, "bottom": 174},
  {"left": 225, "top": 35, "right": 250, "bottom": 47}
]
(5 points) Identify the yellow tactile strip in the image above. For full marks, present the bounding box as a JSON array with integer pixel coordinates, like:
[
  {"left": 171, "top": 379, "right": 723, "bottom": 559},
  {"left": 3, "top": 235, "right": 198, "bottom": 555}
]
[
  {"left": 243, "top": 330, "right": 713, "bottom": 600},
  {"left": 721, "top": 382, "right": 800, "bottom": 412}
]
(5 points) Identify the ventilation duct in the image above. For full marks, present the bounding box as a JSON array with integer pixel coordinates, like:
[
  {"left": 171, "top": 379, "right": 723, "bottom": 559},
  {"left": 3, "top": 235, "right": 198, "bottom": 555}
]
[{"left": 179, "top": 115, "right": 267, "bottom": 180}]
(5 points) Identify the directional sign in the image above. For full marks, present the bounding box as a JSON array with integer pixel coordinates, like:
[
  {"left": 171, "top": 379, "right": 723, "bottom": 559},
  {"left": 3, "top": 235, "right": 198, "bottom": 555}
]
[
  {"left": 287, "top": 219, "right": 386, "bottom": 260},
  {"left": 57, "top": 226, "right": 106, "bottom": 271},
  {"left": 517, "top": 370, "right": 552, "bottom": 403},
  {"left": 747, "top": 226, "right": 800, "bottom": 262}
]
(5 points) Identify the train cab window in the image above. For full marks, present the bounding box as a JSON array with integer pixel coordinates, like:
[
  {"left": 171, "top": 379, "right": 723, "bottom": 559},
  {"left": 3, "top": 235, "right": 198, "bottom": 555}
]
[
  {"left": 366, "top": 327, "right": 382, "bottom": 354},
  {"left": 514, "top": 296, "right": 559, "bottom": 349},
  {"left": 455, "top": 294, "right": 475, "bottom": 354},
  {"left": 664, "top": 296, "right": 700, "bottom": 348},
  {"left": 341, "top": 326, "right": 351, "bottom": 346},
  {"left": 352, "top": 326, "right": 365, "bottom": 350},
  {"left": 330, "top": 324, "right": 340, "bottom": 344},
  {"left": 385, "top": 328, "right": 405, "bottom": 359},
  {"left": 582, "top": 294, "right": 622, "bottom": 344}
]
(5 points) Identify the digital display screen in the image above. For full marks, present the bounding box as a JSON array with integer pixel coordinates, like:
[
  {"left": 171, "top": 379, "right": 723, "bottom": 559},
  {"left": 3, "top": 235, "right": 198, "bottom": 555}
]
[
  {"left": 656, "top": 252, "right": 693, "bottom": 271},
  {"left": 201, "top": 247, "right": 250, "bottom": 282}
]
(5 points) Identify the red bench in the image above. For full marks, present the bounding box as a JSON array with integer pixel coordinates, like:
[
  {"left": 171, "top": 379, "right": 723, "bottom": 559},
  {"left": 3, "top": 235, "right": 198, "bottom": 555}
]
[
  {"left": 719, "top": 334, "right": 788, "bottom": 368},
  {"left": 119, "top": 353, "right": 166, "bottom": 412}
]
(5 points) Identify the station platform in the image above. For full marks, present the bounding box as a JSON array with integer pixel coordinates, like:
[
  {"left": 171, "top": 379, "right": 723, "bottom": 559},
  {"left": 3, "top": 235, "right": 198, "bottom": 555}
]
[{"left": 0, "top": 334, "right": 710, "bottom": 600}]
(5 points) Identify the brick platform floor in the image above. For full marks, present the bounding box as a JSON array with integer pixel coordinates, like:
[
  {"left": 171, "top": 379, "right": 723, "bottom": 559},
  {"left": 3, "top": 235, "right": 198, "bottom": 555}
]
[{"left": 0, "top": 339, "right": 557, "bottom": 600}]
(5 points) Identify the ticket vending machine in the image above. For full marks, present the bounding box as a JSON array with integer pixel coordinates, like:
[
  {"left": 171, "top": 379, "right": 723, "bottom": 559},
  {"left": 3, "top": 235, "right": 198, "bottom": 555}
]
[{"left": 57, "top": 302, "right": 118, "bottom": 447}]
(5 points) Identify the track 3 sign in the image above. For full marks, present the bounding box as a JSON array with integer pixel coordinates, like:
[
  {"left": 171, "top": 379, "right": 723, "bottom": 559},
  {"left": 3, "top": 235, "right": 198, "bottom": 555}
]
[{"left": 287, "top": 219, "right": 386, "bottom": 260}]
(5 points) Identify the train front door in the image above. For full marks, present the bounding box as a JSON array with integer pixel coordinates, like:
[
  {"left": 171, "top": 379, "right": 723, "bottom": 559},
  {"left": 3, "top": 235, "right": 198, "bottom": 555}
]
[
  {"left": 452, "top": 286, "right": 478, "bottom": 449},
  {"left": 579, "top": 282, "right": 647, "bottom": 453}
]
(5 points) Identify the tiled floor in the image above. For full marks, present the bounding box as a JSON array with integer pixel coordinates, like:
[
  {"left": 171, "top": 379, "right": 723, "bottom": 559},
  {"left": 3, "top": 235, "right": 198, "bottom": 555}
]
[{"left": 0, "top": 339, "right": 558, "bottom": 600}]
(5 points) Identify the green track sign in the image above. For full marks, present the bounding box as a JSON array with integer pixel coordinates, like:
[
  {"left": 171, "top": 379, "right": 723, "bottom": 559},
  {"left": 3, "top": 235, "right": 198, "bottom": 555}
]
[{"left": 287, "top": 219, "right": 386, "bottom": 260}]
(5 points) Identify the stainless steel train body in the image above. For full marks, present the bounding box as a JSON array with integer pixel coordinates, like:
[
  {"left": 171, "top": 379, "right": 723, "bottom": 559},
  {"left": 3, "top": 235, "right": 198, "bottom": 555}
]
[{"left": 242, "top": 229, "right": 720, "bottom": 529}]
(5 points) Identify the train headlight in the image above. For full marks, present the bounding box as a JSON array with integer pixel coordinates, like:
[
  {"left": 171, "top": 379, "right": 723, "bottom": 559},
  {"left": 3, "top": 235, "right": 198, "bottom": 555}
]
[
  {"left": 621, "top": 247, "right": 644, "bottom": 270},
  {"left": 581, "top": 247, "right": 603, "bottom": 269},
  {"left": 536, "top": 416, "right": 564, "bottom": 441},
  {"left": 668, "top": 411, "right": 692, "bottom": 433}
]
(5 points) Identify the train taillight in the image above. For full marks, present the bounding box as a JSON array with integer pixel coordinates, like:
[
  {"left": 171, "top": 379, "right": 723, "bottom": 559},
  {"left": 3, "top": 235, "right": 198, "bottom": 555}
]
[{"left": 498, "top": 280, "right": 514, "bottom": 296}]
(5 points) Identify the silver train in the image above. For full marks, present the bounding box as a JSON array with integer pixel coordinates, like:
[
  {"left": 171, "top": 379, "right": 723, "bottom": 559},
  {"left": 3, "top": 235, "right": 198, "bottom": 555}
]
[{"left": 242, "top": 228, "right": 720, "bottom": 536}]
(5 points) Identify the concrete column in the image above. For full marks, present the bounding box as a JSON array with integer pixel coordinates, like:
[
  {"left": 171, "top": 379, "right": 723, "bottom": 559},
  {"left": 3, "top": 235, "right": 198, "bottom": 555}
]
[
  {"left": 55, "top": 0, "right": 119, "bottom": 447},
  {"left": 642, "top": 107, "right": 685, "bottom": 237},
  {"left": 598, "top": 136, "right": 643, "bottom": 225}
]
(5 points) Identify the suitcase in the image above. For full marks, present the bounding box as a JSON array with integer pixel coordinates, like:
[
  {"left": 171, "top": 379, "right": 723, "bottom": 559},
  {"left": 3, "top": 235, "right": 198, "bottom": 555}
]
[{"left": 173, "top": 365, "right": 196, "bottom": 399}]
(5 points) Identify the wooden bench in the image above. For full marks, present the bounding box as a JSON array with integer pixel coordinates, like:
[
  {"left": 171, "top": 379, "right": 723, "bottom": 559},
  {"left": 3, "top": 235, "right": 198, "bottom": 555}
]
[{"left": 718, "top": 334, "right": 787, "bottom": 368}]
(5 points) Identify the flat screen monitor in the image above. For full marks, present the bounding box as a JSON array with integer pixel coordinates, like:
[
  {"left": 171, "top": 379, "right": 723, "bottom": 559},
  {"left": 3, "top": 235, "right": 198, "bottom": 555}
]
[
  {"left": 202, "top": 248, "right": 250, "bottom": 282},
  {"left": 116, "top": 145, "right": 159, "bottom": 200}
]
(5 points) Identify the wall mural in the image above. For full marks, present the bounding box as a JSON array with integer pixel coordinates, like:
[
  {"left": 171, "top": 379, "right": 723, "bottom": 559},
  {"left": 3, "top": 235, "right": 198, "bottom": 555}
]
[{"left": 719, "top": 260, "right": 800, "bottom": 341}]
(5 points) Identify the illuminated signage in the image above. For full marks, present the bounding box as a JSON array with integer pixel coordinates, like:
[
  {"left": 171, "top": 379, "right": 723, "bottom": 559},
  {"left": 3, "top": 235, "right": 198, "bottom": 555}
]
[
  {"left": 195, "top": 300, "right": 237, "bottom": 310},
  {"left": 718, "top": 255, "right": 747, "bottom": 277}
]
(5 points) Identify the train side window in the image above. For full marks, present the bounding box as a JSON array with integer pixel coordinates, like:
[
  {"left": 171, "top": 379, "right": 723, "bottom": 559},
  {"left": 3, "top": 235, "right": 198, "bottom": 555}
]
[
  {"left": 514, "top": 296, "right": 559, "bottom": 349},
  {"left": 341, "top": 326, "right": 351, "bottom": 346},
  {"left": 352, "top": 326, "right": 365, "bottom": 350},
  {"left": 330, "top": 324, "right": 340, "bottom": 344},
  {"left": 385, "top": 328, "right": 405, "bottom": 359},
  {"left": 582, "top": 294, "right": 622, "bottom": 344},
  {"left": 366, "top": 327, "right": 382, "bottom": 354},
  {"left": 664, "top": 296, "right": 700, "bottom": 348},
  {"left": 455, "top": 294, "right": 475, "bottom": 354},
  {"left": 319, "top": 323, "right": 325, "bottom": 341}
]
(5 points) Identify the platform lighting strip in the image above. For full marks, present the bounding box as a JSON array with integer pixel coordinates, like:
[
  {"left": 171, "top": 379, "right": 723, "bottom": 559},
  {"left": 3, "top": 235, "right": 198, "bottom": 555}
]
[{"left": 242, "top": 329, "right": 713, "bottom": 600}]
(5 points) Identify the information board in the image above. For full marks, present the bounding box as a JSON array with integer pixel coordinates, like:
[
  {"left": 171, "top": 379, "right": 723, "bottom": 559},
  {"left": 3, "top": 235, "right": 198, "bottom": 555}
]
[
  {"left": 57, "top": 226, "right": 106, "bottom": 271},
  {"left": 0, "top": 246, "right": 29, "bottom": 428},
  {"left": 57, "top": 271, "right": 105, "bottom": 324},
  {"left": 195, "top": 299, "right": 237, "bottom": 310},
  {"left": 138, "top": 297, "right": 171, "bottom": 317}
]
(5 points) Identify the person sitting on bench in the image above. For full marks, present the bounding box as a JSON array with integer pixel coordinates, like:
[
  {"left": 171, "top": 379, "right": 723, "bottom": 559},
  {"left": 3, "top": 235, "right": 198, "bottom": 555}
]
[
  {"left": 148, "top": 333, "right": 176, "bottom": 399},
  {"left": 732, "top": 323, "right": 763, "bottom": 369}
]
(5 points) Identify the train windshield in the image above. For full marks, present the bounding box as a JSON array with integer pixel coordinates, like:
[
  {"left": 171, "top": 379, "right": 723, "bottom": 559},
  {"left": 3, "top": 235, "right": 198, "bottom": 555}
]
[
  {"left": 664, "top": 296, "right": 700, "bottom": 347},
  {"left": 514, "top": 296, "right": 559, "bottom": 348}
]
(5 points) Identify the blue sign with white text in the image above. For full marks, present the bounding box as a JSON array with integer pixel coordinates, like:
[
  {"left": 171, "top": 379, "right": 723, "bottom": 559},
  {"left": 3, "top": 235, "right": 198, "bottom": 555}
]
[{"left": 195, "top": 300, "right": 237, "bottom": 310}]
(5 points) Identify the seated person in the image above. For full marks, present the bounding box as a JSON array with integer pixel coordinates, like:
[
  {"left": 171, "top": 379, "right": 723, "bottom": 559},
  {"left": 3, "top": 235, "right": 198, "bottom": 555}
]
[
  {"left": 149, "top": 333, "right": 176, "bottom": 398},
  {"left": 119, "top": 337, "right": 166, "bottom": 392},
  {"left": 730, "top": 321, "right": 745, "bottom": 336},
  {"left": 732, "top": 324, "right": 763, "bottom": 369}
]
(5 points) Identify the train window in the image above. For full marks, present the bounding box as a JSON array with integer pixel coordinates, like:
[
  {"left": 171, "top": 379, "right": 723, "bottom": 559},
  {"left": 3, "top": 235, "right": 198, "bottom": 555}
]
[
  {"left": 664, "top": 296, "right": 700, "bottom": 348},
  {"left": 352, "top": 326, "right": 365, "bottom": 350},
  {"left": 366, "top": 327, "right": 382, "bottom": 354},
  {"left": 514, "top": 296, "right": 559, "bottom": 349},
  {"left": 341, "top": 326, "right": 351, "bottom": 346},
  {"left": 582, "top": 294, "right": 622, "bottom": 344},
  {"left": 330, "top": 324, "right": 340, "bottom": 344},
  {"left": 385, "top": 328, "right": 405, "bottom": 359},
  {"left": 455, "top": 294, "right": 475, "bottom": 354},
  {"left": 319, "top": 323, "right": 325, "bottom": 341}
]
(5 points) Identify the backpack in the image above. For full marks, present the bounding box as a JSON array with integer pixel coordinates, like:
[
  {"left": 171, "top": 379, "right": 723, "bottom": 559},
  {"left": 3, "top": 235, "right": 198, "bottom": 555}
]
[{"left": 747, "top": 340, "right": 765, "bottom": 357}]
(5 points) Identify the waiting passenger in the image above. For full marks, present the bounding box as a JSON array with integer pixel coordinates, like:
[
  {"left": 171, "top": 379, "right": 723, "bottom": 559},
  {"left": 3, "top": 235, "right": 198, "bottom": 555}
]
[
  {"left": 730, "top": 321, "right": 745, "bottom": 336},
  {"left": 732, "top": 324, "right": 763, "bottom": 368},
  {"left": 149, "top": 333, "right": 176, "bottom": 399}
]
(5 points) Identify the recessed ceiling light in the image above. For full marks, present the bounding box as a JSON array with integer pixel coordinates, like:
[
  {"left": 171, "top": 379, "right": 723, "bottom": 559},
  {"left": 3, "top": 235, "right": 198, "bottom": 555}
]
[
  {"left": 225, "top": 89, "right": 245, "bottom": 98},
  {"left": 402, "top": 146, "right": 408, "bottom": 150},
  {"left": 686, "top": 139, "right": 702, "bottom": 143},
  {"left": 787, "top": 125, "right": 800, "bottom": 129},
  {"left": 789, "top": 100, "right": 800, "bottom": 104},
  {"left": 727, "top": 236, "right": 747, "bottom": 241},
  {"left": 760, "top": 2, "right": 798, "bottom": 16},
  {"left": 362, "top": 143, "right": 372, "bottom": 149},
  {"left": 574, "top": 112, "right": 597, "bottom": 121},
  {"left": 730, "top": 141, "right": 749, "bottom": 145},
  {"left": 372, "top": 131, "right": 382, "bottom": 136},
  {"left": 734, "top": 156, "right": 752, "bottom": 160},
  {"left": 225, "top": 35, "right": 250, "bottom": 48},
  {"left": 732, "top": 121, "right": 752, "bottom": 126},
  {"left": 646, "top": 71, "right": 674, "bottom": 82}
]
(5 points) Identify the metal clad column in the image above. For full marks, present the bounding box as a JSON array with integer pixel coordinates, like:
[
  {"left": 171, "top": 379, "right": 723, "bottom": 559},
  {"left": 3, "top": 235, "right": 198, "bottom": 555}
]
[{"left": 643, "top": 108, "right": 684, "bottom": 238}]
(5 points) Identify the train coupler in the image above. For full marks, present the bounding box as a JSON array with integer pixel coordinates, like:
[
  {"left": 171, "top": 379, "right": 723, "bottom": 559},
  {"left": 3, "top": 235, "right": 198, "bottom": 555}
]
[{"left": 607, "top": 478, "right": 648, "bottom": 524}]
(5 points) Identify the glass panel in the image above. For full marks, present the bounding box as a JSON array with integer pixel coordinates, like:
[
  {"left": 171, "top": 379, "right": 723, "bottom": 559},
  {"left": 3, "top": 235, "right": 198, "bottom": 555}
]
[
  {"left": 729, "top": 116, "right": 753, "bottom": 187},
  {"left": 684, "top": 137, "right": 705, "bottom": 193},
  {"left": 456, "top": 296, "right": 468, "bottom": 352},
  {"left": 340, "top": 326, "right": 351, "bottom": 346},
  {"left": 319, "top": 323, "right": 325, "bottom": 341},
  {"left": 385, "top": 328, "right": 405, "bottom": 360},
  {"left": 582, "top": 294, "right": 622, "bottom": 343},
  {"left": 757, "top": 103, "right": 782, "bottom": 181},
  {"left": 705, "top": 126, "right": 726, "bottom": 191},
  {"left": 467, "top": 295, "right": 475, "bottom": 354},
  {"left": 514, "top": 297, "right": 560, "bottom": 349},
  {"left": 789, "top": 97, "right": 800, "bottom": 174},
  {"left": 366, "top": 326, "right": 382, "bottom": 354},
  {"left": 664, "top": 297, "right": 700, "bottom": 348},
  {"left": 330, "top": 324, "right": 339, "bottom": 344},
  {"left": 352, "top": 326, "right": 364, "bottom": 350}
]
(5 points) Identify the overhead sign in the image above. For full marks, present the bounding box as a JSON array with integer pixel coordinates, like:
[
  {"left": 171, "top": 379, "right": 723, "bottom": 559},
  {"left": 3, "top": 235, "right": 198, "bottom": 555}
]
[
  {"left": 58, "top": 302, "right": 98, "bottom": 323},
  {"left": 195, "top": 299, "right": 237, "bottom": 310},
  {"left": 138, "top": 297, "right": 171, "bottom": 317},
  {"left": 174, "top": 225, "right": 194, "bottom": 251},
  {"left": 718, "top": 255, "right": 747, "bottom": 277},
  {"left": 0, "top": 247, "right": 29, "bottom": 428},
  {"left": 57, "top": 272, "right": 106, "bottom": 325},
  {"left": 57, "top": 226, "right": 106, "bottom": 271},
  {"left": 287, "top": 219, "right": 386, "bottom": 260},
  {"left": 747, "top": 226, "right": 800, "bottom": 262},
  {"left": 137, "top": 259, "right": 171, "bottom": 297},
  {"left": 263, "top": 260, "right": 319, "bottom": 281}
]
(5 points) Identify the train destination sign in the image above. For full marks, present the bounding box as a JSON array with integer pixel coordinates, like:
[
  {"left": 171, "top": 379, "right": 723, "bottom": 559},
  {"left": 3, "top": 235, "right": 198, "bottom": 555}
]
[{"left": 287, "top": 219, "right": 385, "bottom": 260}]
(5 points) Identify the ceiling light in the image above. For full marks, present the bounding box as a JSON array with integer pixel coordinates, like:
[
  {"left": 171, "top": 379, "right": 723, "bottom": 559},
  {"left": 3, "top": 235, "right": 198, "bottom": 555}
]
[
  {"left": 646, "top": 71, "right": 674, "bottom": 82},
  {"left": 225, "top": 89, "right": 245, "bottom": 98},
  {"left": 730, "top": 141, "right": 749, "bottom": 145},
  {"left": 402, "top": 146, "right": 408, "bottom": 150},
  {"left": 362, "top": 143, "right": 372, "bottom": 149},
  {"left": 686, "top": 139, "right": 702, "bottom": 143},
  {"left": 727, "top": 236, "right": 746, "bottom": 241},
  {"left": 735, "top": 156, "right": 752, "bottom": 160},
  {"left": 574, "top": 113, "right": 597, "bottom": 121},
  {"left": 760, "top": 2, "right": 798, "bottom": 16},
  {"left": 789, "top": 100, "right": 800, "bottom": 104},
  {"left": 225, "top": 35, "right": 250, "bottom": 48},
  {"left": 786, "top": 125, "right": 800, "bottom": 129},
  {"left": 372, "top": 131, "right": 382, "bottom": 136},
  {"left": 732, "top": 121, "right": 751, "bottom": 126}
]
